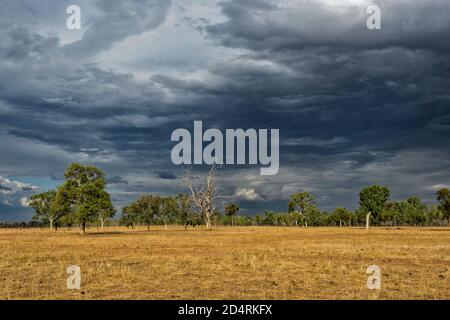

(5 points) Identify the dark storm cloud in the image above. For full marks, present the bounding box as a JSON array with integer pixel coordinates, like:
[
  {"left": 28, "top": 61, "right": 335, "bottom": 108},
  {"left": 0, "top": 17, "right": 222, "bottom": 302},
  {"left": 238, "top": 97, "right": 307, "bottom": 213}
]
[
  {"left": 155, "top": 0, "right": 450, "bottom": 209},
  {"left": 154, "top": 171, "right": 177, "bottom": 180},
  {"left": 0, "top": 0, "right": 449, "bottom": 220},
  {"left": 108, "top": 176, "right": 128, "bottom": 185},
  {"left": 206, "top": 0, "right": 450, "bottom": 52},
  {"left": 63, "top": 0, "right": 172, "bottom": 58}
]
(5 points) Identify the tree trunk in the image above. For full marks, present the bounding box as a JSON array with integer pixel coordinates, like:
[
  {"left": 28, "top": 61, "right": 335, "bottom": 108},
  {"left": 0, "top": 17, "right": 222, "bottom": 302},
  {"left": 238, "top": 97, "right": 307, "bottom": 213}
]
[
  {"left": 205, "top": 215, "right": 211, "bottom": 229},
  {"left": 366, "top": 212, "right": 371, "bottom": 230},
  {"left": 80, "top": 222, "right": 86, "bottom": 235},
  {"left": 49, "top": 219, "right": 53, "bottom": 231},
  {"left": 100, "top": 218, "right": 104, "bottom": 232},
  {"left": 305, "top": 221, "right": 308, "bottom": 227},
  {"left": 204, "top": 208, "right": 212, "bottom": 229}
]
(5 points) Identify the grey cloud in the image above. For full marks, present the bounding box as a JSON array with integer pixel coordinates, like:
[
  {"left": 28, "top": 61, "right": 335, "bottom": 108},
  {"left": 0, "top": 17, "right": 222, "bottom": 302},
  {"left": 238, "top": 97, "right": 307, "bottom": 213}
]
[
  {"left": 108, "top": 176, "right": 129, "bottom": 184},
  {"left": 63, "top": 0, "right": 172, "bottom": 58},
  {"left": 154, "top": 171, "right": 177, "bottom": 180},
  {"left": 0, "top": 176, "right": 39, "bottom": 216},
  {"left": 0, "top": 1, "right": 449, "bottom": 220},
  {"left": 1, "top": 28, "right": 60, "bottom": 61},
  {"left": 206, "top": 0, "right": 450, "bottom": 52}
]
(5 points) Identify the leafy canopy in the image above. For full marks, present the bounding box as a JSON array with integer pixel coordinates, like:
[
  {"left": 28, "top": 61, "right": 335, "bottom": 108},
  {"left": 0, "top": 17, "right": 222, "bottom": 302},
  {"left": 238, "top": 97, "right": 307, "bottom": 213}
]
[{"left": 359, "top": 185, "right": 390, "bottom": 217}]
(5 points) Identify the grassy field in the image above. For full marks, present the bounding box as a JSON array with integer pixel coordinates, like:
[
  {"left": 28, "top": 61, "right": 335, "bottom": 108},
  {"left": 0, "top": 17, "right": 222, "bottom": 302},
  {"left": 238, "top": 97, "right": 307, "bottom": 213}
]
[{"left": 0, "top": 226, "right": 448, "bottom": 300}]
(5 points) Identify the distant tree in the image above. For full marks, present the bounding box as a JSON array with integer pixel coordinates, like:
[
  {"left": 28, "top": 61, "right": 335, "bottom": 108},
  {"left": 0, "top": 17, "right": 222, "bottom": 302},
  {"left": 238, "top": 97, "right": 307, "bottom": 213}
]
[
  {"left": 212, "top": 208, "right": 227, "bottom": 226},
  {"left": 263, "top": 211, "right": 276, "bottom": 226},
  {"left": 255, "top": 214, "right": 263, "bottom": 226},
  {"left": 175, "top": 193, "right": 201, "bottom": 229},
  {"left": 97, "top": 190, "right": 116, "bottom": 231},
  {"left": 288, "top": 192, "right": 316, "bottom": 227},
  {"left": 381, "top": 201, "right": 400, "bottom": 226},
  {"left": 426, "top": 204, "right": 444, "bottom": 226},
  {"left": 60, "top": 163, "right": 110, "bottom": 235},
  {"left": 359, "top": 185, "right": 390, "bottom": 229},
  {"left": 120, "top": 204, "right": 138, "bottom": 228},
  {"left": 50, "top": 186, "right": 80, "bottom": 231},
  {"left": 406, "top": 196, "right": 427, "bottom": 226},
  {"left": 160, "top": 196, "right": 177, "bottom": 229},
  {"left": 29, "top": 190, "right": 59, "bottom": 230},
  {"left": 381, "top": 197, "right": 427, "bottom": 226},
  {"left": 332, "top": 207, "right": 353, "bottom": 226},
  {"left": 288, "top": 211, "right": 303, "bottom": 226},
  {"left": 225, "top": 203, "right": 240, "bottom": 226},
  {"left": 60, "top": 211, "right": 76, "bottom": 230},
  {"left": 183, "top": 165, "right": 225, "bottom": 229},
  {"left": 136, "top": 194, "right": 161, "bottom": 230},
  {"left": 436, "top": 188, "right": 450, "bottom": 226}
]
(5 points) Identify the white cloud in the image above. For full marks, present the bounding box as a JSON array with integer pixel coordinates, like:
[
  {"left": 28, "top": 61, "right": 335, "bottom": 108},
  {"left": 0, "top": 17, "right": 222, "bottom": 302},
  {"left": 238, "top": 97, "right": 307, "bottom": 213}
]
[
  {"left": 0, "top": 176, "right": 39, "bottom": 208},
  {"left": 429, "top": 184, "right": 449, "bottom": 191},
  {"left": 19, "top": 197, "right": 30, "bottom": 207},
  {"left": 234, "top": 188, "right": 259, "bottom": 201}
]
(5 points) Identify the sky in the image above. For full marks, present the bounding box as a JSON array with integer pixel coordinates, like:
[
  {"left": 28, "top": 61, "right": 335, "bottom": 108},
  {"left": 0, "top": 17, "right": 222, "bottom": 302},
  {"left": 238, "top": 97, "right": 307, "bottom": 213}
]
[{"left": 0, "top": 0, "right": 449, "bottom": 221}]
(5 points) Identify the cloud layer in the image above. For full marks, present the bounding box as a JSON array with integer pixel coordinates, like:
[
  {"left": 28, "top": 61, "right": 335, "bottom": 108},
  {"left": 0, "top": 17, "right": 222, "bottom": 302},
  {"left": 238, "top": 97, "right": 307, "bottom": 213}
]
[{"left": 1, "top": 0, "right": 449, "bottom": 220}]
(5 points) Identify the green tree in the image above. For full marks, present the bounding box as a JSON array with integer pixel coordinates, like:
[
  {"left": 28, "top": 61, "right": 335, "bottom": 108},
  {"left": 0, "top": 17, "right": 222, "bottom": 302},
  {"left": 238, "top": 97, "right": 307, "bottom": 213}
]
[
  {"left": 359, "top": 185, "right": 390, "bottom": 229},
  {"left": 175, "top": 193, "right": 200, "bottom": 230},
  {"left": 60, "top": 211, "right": 76, "bottom": 230},
  {"left": 97, "top": 189, "right": 116, "bottom": 231},
  {"left": 426, "top": 204, "right": 443, "bottom": 226},
  {"left": 121, "top": 204, "right": 139, "bottom": 228},
  {"left": 263, "top": 211, "right": 276, "bottom": 225},
  {"left": 135, "top": 194, "right": 161, "bottom": 230},
  {"left": 288, "top": 211, "right": 303, "bottom": 226},
  {"left": 60, "top": 163, "right": 111, "bottom": 235},
  {"left": 121, "top": 195, "right": 162, "bottom": 230},
  {"left": 406, "top": 196, "right": 427, "bottom": 226},
  {"left": 332, "top": 207, "right": 353, "bottom": 226},
  {"left": 436, "top": 188, "right": 450, "bottom": 226},
  {"left": 29, "top": 190, "right": 60, "bottom": 230},
  {"left": 51, "top": 185, "right": 79, "bottom": 231},
  {"left": 225, "top": 203, "right": 240, "bottom": 226},
  {"left": 160, "top": 196, "right": 177, "bottom": 229},
  {"left": 288, "top": 192, "right": 316, "bottom": 227}
]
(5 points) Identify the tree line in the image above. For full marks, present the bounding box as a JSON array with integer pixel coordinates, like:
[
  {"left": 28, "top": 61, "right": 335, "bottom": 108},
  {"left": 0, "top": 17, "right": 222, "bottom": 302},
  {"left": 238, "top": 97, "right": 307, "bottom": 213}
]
[
  {"left": 25, "top": 163, "right": 450, "bottom": 233},
  {"left": 119, "top": 187, "right": 450, "bottom": 228}
]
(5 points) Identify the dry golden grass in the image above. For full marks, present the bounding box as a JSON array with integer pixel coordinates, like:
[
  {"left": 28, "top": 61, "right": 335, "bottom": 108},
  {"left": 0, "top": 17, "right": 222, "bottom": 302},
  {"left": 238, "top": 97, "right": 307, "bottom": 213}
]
[{"left": 0, "top": 226, "right": 448, "bottom": 300}]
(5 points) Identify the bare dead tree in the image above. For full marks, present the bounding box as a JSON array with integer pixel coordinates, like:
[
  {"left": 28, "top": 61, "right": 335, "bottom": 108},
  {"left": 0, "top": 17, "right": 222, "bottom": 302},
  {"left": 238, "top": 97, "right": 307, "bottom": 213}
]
[{"left": 183, "top": 165, "right": 226, "bottom": 229}]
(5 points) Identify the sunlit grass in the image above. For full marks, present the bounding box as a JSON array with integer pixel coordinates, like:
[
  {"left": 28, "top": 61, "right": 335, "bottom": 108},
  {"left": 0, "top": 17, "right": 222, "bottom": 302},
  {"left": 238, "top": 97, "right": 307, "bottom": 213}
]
[{"left": 0, "top": 226, "right": 448, "bottom": 299}]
